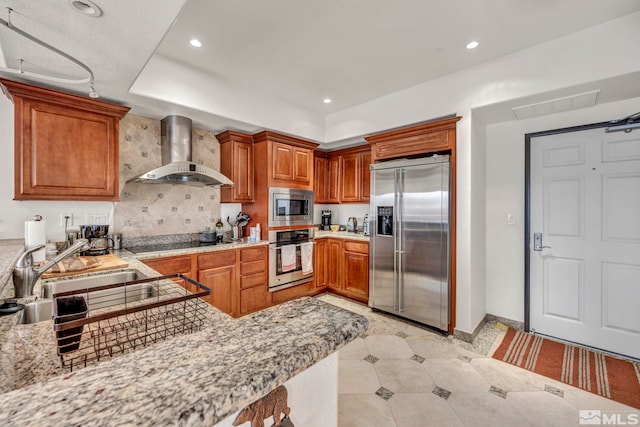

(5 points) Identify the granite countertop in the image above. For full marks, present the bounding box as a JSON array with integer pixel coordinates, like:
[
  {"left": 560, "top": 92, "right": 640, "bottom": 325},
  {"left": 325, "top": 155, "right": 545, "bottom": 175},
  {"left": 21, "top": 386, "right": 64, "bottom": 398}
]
[
  {"left": 125, "top": 238, "right": 269, "bottom": 260},
  {"left": 0, "top": 240, "right": 369, "bottom": 426},
  {"left": 315, "top": 230, "right": 370, "bottom": 241},
  {"left": 0, "top": 239, "right": 27, "bottom": 298}
]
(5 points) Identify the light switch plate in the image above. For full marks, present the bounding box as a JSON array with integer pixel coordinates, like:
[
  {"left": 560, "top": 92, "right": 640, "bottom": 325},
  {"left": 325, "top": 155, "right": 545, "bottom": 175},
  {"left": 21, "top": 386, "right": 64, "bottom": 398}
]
[{"left": 86, "top": 213, "right": 109, "bottom": 224}]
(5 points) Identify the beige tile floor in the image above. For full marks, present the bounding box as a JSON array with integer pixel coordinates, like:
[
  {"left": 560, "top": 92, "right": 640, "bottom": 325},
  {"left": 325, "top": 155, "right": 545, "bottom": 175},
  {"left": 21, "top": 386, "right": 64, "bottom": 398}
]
[{"left": 318, "top": 294, "right": 639, "bottom": 427}]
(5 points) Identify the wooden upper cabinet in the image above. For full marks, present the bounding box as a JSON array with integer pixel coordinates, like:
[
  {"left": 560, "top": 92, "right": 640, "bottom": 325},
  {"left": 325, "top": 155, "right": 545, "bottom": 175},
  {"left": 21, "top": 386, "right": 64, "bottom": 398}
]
[
  {"left": 253, "top": 130, "right": 318, "bottom": 190},
  {"left": 293, "top": 147, "right": 313, "bottom": 183},
  {"left": 272, "top": 142, "right": 294, "bottom": 181},
  {"left": 365, "top": 116, "right": 461, "bottom": 162},
  {"left": 314, "top": 153, "right": 329, "bottom": 204},
  {"left": 217, "top": 130, "right": 254, "bottom": 203},
  {"left": 1, "top": 78, "right": 130, "bottom": 201},
  {"left": 271, "top": 142, "right": 312, "bottom": 184},
  {"left": 361, "top": 150, "right": 371, "bottom": 203},
  {"left": 327, "top": 156, "right": 341, "bottom": 203},
  {"left": 327, "top": 144, "right": 371, "bottom": 204},
  {"left": 340, "top": 153, "right": 361, "bottom": 203}
]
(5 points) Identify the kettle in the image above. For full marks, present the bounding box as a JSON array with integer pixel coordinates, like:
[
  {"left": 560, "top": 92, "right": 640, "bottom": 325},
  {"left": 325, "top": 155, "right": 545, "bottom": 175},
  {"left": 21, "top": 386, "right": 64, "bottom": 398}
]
[{"left": 347, "top": 217, "right": 357, "bottom": 233}]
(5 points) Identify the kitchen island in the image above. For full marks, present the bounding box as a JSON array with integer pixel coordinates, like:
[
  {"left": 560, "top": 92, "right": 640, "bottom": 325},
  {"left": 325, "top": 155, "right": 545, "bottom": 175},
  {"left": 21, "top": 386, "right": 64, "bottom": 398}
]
[{"left": 0, "top": 241, "right": 368, "bottom": 426}]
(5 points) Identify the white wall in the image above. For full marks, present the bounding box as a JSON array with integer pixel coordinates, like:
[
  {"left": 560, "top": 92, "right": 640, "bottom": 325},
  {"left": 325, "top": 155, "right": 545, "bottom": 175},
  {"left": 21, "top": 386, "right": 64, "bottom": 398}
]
[
  {"left": 324, "top": 12, "right": 640, "bottom": 333},
  {"left": 0, "top": 94, "right": 114, "bottom": 242},
  {"left": 314, "top": 203, "right": 370, "bottom": 229},
  {"left": 484, "top": 96, "right": 640, "bottom": 323}
]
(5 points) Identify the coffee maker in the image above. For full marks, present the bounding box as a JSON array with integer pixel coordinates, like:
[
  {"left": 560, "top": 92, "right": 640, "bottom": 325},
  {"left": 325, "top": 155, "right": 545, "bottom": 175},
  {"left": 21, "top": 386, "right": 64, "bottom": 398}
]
[{"left": 321, "top": 210, "right": 332, "bottom": 230}]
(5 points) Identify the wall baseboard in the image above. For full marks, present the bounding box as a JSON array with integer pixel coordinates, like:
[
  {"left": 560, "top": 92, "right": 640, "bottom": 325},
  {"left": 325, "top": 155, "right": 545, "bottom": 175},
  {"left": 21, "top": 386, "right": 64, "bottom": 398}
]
[
  {"left": 485, "top": 313, "right": 524, "bottom": 332},
  {"left": 453, "top": 313, "right": 523, "bottom": 344}
]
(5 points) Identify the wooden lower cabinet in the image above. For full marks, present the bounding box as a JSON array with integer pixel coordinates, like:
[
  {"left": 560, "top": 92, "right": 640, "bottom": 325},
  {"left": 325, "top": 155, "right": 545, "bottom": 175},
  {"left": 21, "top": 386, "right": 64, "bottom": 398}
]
[
  {"left": 142, "top": 255, "right": 194, "bottom": 278},
  {"left": 327, "top": 239, "right": 342, "bottom": 291},
  {"left": 314, "top": 238, "right": 328, "bottom": 290},
  {"left": 198, "top": 264, "right": 236, "bottom": 315},
  {"left": 197, "top": 250, "right": 238, "bottom": 315},
  {"left": 142, "top": 255, "right": 196, "bottom": 292},
  {"left": 143, "top": 246, "right": 269, "bottom": 317},
  {"left": 271, "top": 281, "right": 315, "bottom": 304},
  {"left": 341, "top": 241, "right": 369, "bottom": 303},
  {"left": 238, "top": 246, "right": 270, "bottom": 316},
  {"left": 140, "top": 238, "right": 369, "bottom": 313},
  {"left": 317, "top": 237, "right": 370, "bottom": 304}
]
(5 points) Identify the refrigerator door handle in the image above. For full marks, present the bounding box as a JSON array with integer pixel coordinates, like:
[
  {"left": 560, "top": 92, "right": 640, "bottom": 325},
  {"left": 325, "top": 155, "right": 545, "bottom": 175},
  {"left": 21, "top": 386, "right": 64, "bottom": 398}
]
[
  {"left": 393, "top": 168, "right": 400, "bottom": 312},
  {"left": 397, "top": 168, "right": 405, "bottom": 313}
]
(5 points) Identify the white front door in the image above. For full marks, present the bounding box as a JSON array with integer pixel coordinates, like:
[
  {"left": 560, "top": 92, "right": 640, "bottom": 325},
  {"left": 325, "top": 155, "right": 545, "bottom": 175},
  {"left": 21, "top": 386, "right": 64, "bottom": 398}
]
[{"left": 529, "top": 127, "right": 640, "bottom": 359}]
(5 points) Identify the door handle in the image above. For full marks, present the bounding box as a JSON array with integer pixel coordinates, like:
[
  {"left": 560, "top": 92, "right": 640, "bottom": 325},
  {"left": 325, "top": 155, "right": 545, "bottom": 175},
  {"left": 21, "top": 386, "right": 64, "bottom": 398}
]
[{"left": 533, "top": 232, "right": 551, "bottom": 251}]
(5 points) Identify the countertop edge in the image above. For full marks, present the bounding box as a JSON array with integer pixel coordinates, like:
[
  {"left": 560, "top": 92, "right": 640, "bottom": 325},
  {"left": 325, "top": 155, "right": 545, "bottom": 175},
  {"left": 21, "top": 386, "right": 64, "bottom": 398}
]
[
  {"left": 0, "top": 298, "right": 368, "bottom": 425},
  {"left": 0, "top": 240, "right": 369, "bottom": 425},
  {"left": 314, "top": 231, "right": 370, "bottom": 241}
]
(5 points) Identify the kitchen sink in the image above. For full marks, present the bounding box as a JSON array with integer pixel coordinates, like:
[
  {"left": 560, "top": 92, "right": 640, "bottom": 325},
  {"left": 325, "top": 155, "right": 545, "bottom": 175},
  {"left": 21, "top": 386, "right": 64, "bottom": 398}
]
[
  {"left": 17, "top": 299, "right": 53, "bottom": 324},
  {"left": 41, "top": 270, "right": 145, "bottom": 298},
  {"left": 19, "top": 270, "right": 154, "bottom": 324}
]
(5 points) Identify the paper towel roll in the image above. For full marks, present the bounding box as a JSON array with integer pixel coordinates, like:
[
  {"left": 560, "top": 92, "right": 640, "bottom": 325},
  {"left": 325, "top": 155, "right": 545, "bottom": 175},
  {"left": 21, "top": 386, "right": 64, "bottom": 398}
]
[{"left": 25, "top": 219, "right": 46, "bottom": 263}]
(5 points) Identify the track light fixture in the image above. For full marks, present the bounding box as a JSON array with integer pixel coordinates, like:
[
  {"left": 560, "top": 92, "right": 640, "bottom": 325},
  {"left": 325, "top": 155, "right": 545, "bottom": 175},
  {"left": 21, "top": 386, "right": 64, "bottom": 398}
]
[{"left": 0, "top": 7, "right": 99, "bottom": 98}]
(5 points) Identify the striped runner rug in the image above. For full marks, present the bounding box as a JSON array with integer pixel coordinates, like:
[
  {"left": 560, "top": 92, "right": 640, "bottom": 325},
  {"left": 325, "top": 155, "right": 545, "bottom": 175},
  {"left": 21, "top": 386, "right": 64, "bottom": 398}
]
[{"left": 492, "top": 328, "right": 640, "bottom": 409}]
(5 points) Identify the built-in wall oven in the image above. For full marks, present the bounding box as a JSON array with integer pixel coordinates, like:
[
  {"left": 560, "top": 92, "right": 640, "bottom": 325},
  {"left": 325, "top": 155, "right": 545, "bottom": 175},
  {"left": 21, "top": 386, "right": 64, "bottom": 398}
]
[
  {"left": 268, "top": 187, "right": 314, "bottom": 227},
  {"left": 268, "top": 228, "right": 314, "bottom": 291}
]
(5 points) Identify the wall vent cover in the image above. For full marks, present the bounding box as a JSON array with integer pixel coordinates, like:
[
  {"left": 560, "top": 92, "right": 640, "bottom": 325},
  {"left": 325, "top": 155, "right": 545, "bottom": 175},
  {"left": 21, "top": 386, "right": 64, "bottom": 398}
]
[{"left": 512, "top": 90, "right": 599, "bottom": 120}]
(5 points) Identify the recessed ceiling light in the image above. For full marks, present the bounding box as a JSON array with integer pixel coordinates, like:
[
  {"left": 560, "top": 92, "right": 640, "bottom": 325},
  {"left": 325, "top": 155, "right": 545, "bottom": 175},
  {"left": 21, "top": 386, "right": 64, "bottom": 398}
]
[
  {"left": 66, "top": 0, "right": 103, "bottom": 17},
  {"left": 190, "top": 39, "right": 203, "bottom": 48},
  {"left": 466, "top": 41, "right": 479, "bottom": 50},
  {"left": 323, "top": 98, "right": 332, "bottom": 104}
]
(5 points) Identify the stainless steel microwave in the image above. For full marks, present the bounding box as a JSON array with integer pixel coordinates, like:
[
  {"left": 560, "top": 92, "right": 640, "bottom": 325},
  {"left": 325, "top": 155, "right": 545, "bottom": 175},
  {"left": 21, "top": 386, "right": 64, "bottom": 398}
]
[{"left": 268, "top": 187, "right": 314, "bottom": 227}]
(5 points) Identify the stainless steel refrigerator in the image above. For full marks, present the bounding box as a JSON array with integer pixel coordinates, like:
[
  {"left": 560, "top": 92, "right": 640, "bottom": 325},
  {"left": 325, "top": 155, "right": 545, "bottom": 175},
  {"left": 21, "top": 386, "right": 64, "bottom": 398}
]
[{"left": 369, "top": 155, "right": 450, "bottom": 332}]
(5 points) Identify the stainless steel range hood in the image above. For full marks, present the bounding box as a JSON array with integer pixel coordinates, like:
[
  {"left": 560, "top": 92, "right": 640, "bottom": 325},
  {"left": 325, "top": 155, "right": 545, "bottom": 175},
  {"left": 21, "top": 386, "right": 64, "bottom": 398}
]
[{"left": 127, "top": 115, "right": 234, "bottom": 187}]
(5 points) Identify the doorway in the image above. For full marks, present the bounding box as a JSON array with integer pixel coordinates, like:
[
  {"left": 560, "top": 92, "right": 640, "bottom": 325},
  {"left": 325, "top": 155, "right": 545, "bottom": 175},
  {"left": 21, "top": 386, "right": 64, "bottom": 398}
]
[{"left": 525, "top": 123, "right": 640, "bottom": 359}]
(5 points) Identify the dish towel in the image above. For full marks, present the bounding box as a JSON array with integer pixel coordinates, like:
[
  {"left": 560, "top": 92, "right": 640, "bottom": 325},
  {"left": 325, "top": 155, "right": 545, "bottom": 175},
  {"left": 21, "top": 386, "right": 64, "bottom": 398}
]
[
  {"left": 281, "top": 245, "right": 297, "bottom": 272},
  {"left": 300, "top": 242, "right": 313, "bottom": 275}
]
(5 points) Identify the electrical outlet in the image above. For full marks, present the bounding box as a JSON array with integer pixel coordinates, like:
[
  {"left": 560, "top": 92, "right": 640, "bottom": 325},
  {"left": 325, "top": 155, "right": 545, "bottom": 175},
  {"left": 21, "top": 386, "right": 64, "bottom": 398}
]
[{"left": 60, "top": 213, "right": 74, "bottom": 227}]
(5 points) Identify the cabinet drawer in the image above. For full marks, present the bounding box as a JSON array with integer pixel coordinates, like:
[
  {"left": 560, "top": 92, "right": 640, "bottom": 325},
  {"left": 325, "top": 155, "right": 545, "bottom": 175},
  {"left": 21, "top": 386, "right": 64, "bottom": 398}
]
[
  {"left": 343, "top": 241, "right": 369, "bottom": 254},
  {"left": 271, "top": 280, "right": 315, "bottom": 304},
  {"left": 241, "top": 259, "right": 266, "bottom": 276},
  {"left": 197, "top": 250, "right": 237, "bottom": 270},
  {"left": 143, "top": 255, "right": 192, "bottom": 275},
  {"left": 240, "top": 272, "right": 266, "bottom": 289},
  {"left": 241, "top": 246, "right": 266, "bottom": 262}
]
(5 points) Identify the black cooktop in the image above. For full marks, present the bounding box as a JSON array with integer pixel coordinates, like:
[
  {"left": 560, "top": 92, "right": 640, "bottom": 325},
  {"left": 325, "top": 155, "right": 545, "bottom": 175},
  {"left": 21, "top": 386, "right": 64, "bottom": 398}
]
[{"left": 126, "top": 241, "right": 231, "bottom": 254}]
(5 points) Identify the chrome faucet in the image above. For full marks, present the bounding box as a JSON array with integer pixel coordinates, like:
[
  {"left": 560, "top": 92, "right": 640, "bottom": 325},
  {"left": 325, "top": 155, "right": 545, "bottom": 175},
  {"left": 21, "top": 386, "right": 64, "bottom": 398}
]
[{"left": 12, "top": 239, "right": 90, "bottom": 298}]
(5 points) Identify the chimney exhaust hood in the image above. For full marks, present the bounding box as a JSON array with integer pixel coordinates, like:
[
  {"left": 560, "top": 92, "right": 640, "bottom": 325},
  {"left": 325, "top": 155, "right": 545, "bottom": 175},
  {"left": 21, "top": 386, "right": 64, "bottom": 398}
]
[{"left": 127, "top": 115, "right": 234, "bottom": 187}]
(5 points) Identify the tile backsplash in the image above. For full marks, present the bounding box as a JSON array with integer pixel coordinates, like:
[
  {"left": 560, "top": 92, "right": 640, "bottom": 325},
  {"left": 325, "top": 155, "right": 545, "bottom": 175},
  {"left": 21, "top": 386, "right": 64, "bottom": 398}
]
[{"left": 114, "top": 114, "right": 223, "bottom": 238}]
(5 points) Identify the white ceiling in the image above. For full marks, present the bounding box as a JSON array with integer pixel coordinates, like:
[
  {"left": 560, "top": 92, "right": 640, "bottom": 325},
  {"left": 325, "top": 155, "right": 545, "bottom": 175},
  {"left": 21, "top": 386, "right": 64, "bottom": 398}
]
[{"left": 1, "top": 0, "right": 639, "bottom": 142}]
